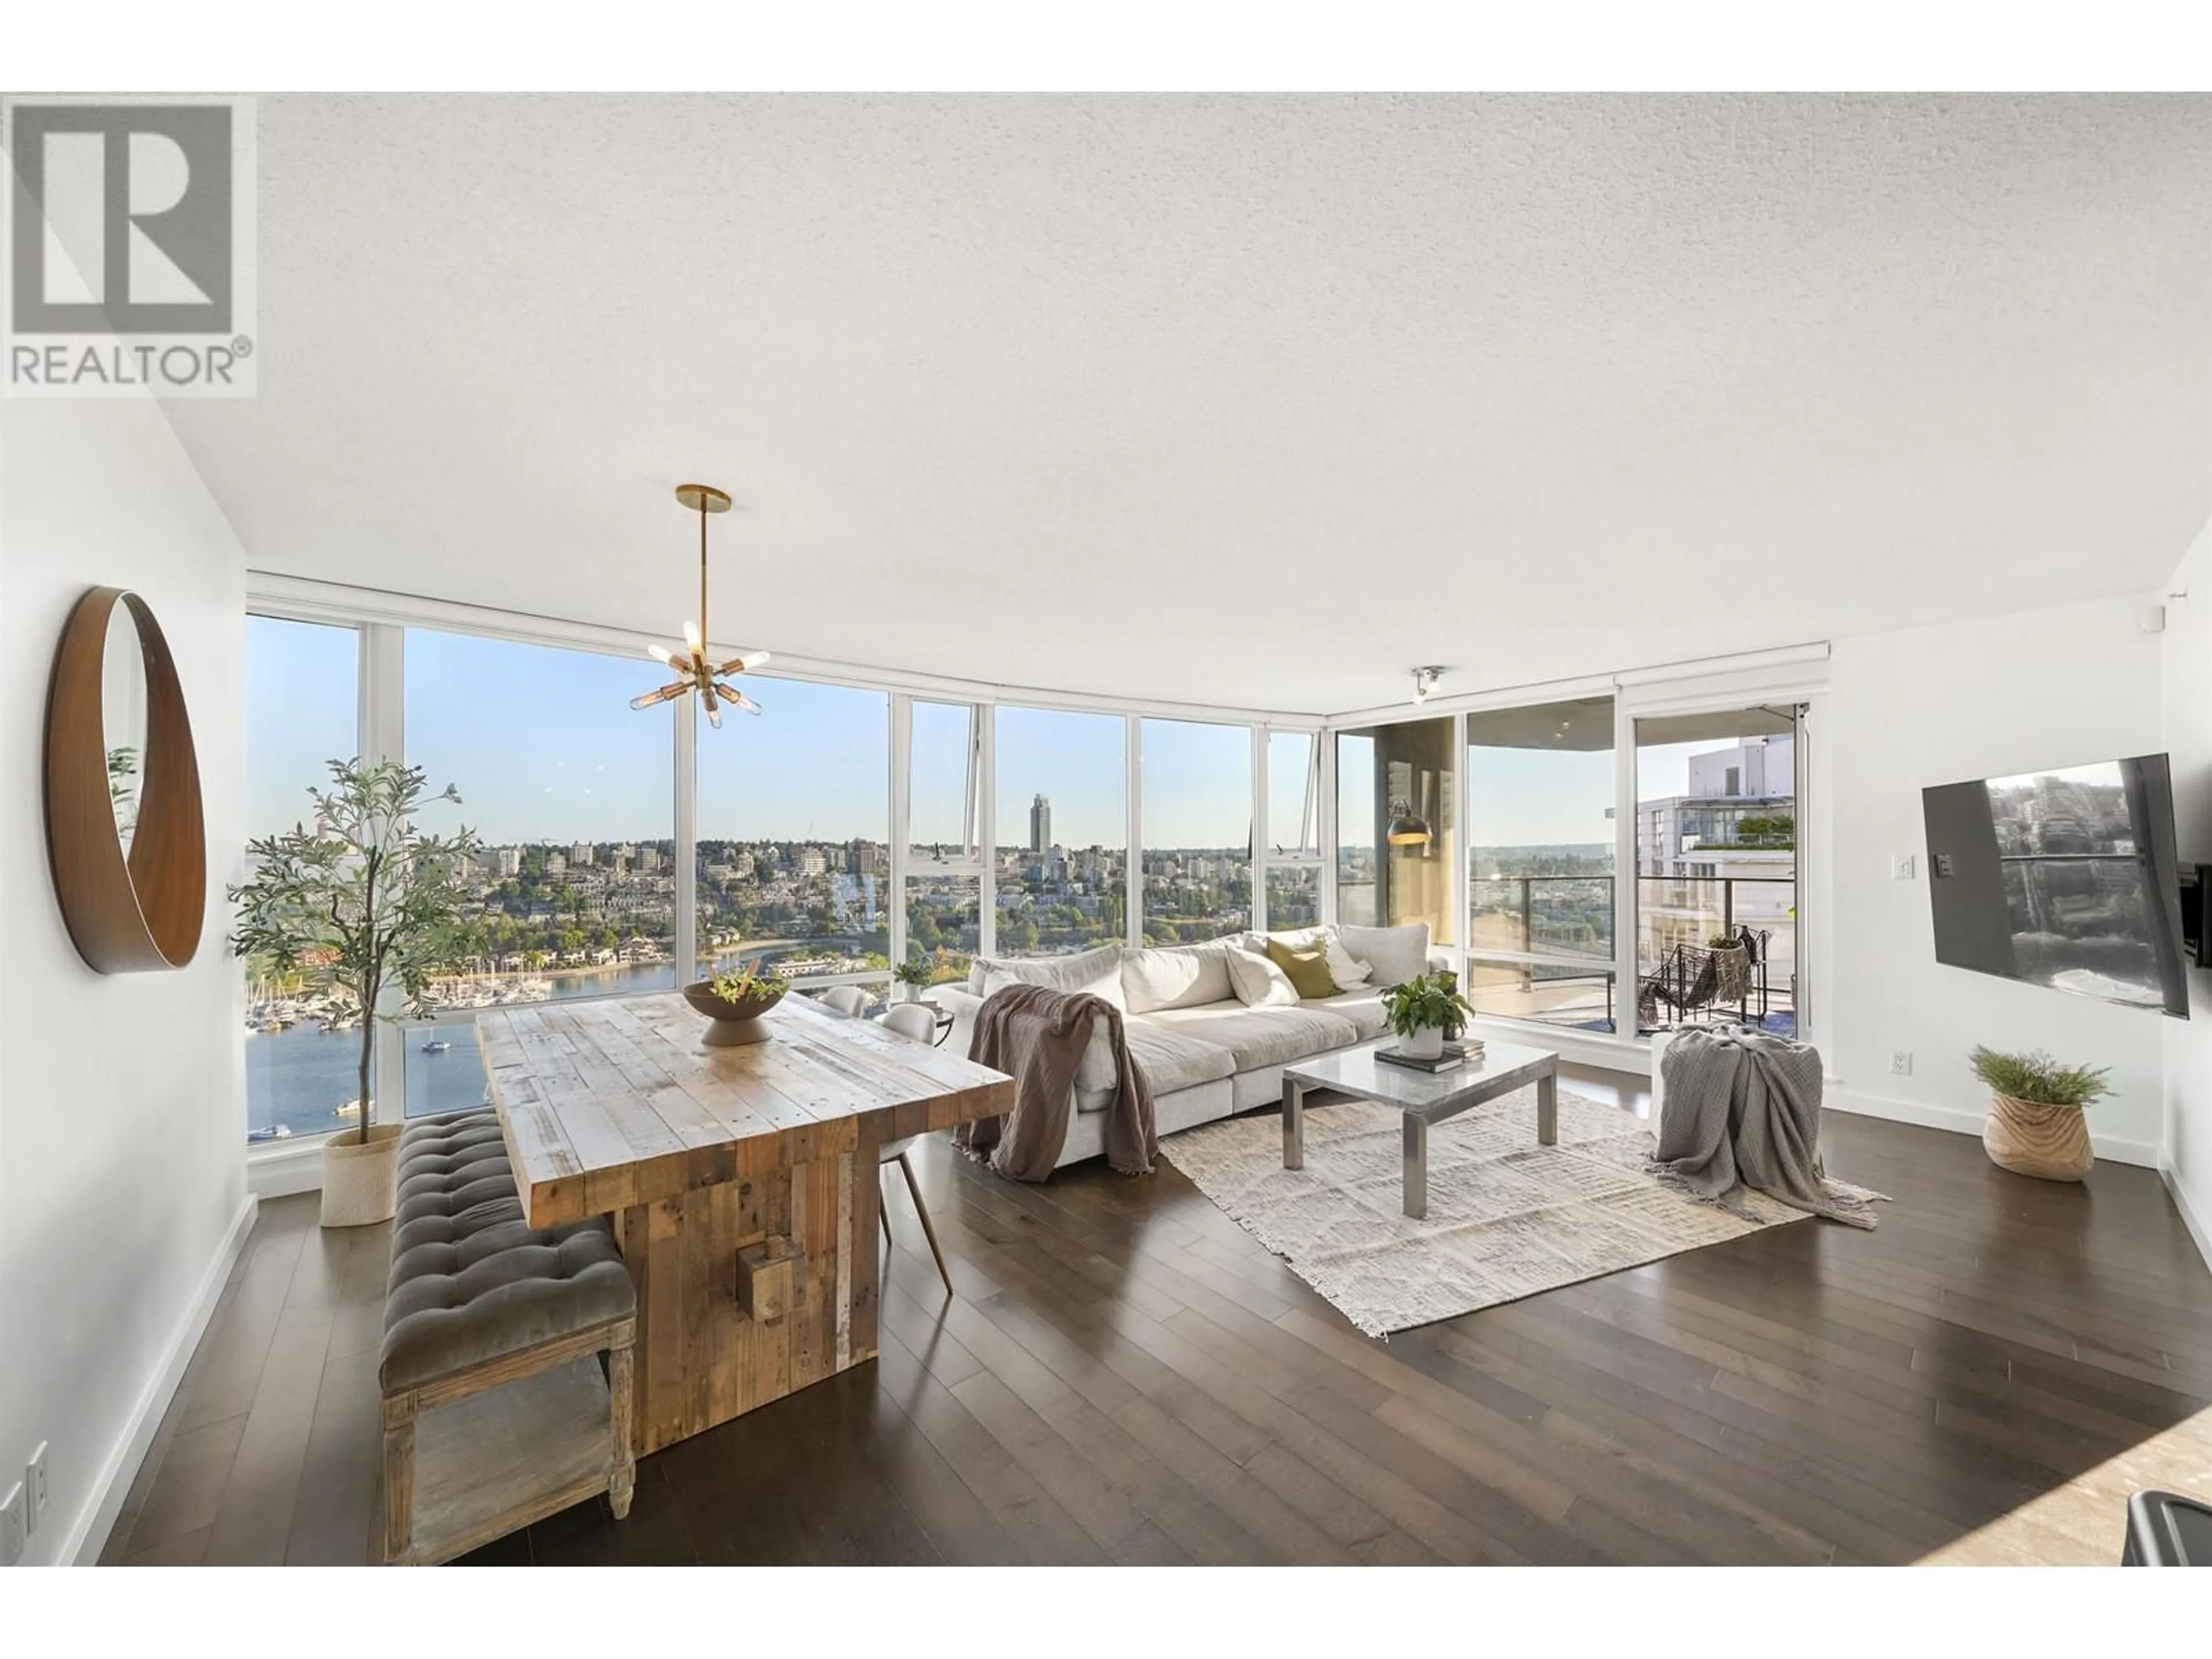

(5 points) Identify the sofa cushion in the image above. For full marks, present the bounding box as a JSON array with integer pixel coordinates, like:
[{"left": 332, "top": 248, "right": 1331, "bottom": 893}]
[
  {"left": 1336, "top": 921, "right": 1431, "bottom": 987},
  {"left": 969, "top": 943, "right": 1126, "bottom": 1009},
  {"left": 1142, "top": 1001, "right": 1359, "bottom": 1073},
  {"left": 1078, "top": 1020, "right": 1237, "bottom": 1111},
  {"left": 1304, "top": 987, "right": 1390, "bottom": 1041},
  {"left": 1264, "top": 935, "right": 1337, "bottom": 999},
  {"left": 1121, "top": 939, "right": 1243, "bottom": 1014},
  {"left": 1226, "top": 946, "right": 1301, "bottom": 1008}
]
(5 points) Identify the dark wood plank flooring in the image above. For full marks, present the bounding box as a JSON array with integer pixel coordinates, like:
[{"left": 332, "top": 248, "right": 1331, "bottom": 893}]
[{"left": 101, "top": 1071, "right": 2212, "bottom": 1565}]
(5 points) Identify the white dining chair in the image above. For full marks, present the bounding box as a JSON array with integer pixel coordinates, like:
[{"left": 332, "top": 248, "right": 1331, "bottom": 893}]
[
  {"left": 876, "top": 1000, "right": 952, "bottom": 1293},
  {"left": 818, "top": 985, "right": 873, "bottom": 1018}
]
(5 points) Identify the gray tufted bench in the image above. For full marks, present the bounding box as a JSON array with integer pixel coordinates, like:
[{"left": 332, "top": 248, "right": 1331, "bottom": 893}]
[{"left": 378, "top": 1108, "right": 638, "bottom": 1565}]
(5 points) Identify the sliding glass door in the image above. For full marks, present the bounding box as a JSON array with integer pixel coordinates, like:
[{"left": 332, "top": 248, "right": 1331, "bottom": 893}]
[
  {"left": 1465, "top": 696, "right": 1619, "bottom": 1032},
  {"left": 1632, "top": 707, "right": 1799, "bottom": 1036}
]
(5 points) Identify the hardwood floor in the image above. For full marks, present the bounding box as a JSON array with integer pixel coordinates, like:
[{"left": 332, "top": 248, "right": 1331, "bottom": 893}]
[{"left": 102, "top": 1069, "right": 2212, "bottom": 1566}]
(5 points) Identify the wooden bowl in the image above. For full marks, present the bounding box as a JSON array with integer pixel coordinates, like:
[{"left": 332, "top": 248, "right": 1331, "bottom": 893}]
[{"left": 682, "top": 980, "right": 787, "bottom": 1046}]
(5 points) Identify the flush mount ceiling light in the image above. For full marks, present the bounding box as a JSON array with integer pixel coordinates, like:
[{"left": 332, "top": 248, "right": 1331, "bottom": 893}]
[
  {"left": 630, "top": 483, "right": 770, "bottom": 729},
  {"left": 1411, "top": 666, "right": 1447, "bottom": 704}
]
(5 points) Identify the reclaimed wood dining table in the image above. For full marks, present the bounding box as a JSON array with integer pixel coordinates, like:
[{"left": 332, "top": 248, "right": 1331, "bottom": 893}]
[{"left": 475, "top": 991, "right": 1013, "bottom": 1455}]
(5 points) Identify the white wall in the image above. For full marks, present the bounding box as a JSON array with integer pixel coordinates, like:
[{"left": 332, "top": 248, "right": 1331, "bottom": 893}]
[
  {"left": 2160, "top": 514, "right": 2212, "bottom": 1263},
  {"left": 1821, "top": 593, "right": 2169, "bottom": 1164},
  {"left": 0, "top": 392, "right": 250, "bottom": 1564}
]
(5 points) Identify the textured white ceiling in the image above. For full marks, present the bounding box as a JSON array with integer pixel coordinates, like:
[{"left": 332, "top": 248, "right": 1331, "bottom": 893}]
[{"left": 164, "top": 92, "right": 2212, "bottom": 714}]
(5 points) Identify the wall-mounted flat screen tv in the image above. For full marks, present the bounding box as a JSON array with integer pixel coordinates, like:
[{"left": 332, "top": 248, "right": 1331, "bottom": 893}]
[{"left": 1922, "top": 753, "right": 2189, "bottom": 1018}]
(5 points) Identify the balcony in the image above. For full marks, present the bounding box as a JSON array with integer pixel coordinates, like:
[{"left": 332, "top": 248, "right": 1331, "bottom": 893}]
[{"left": 1468, "top": 874, "right": 1796, "bottom": 1037}]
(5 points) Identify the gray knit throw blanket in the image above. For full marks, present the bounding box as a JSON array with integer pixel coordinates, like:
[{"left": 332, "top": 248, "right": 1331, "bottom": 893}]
[{"left": 1650, "top": 1027, "right": 1885, "bottom": 1229}]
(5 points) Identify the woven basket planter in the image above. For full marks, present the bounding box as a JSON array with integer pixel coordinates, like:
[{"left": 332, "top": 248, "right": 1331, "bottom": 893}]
[{"left": 1983, "top": 1092, "right": 2094, "bottom": 1181}]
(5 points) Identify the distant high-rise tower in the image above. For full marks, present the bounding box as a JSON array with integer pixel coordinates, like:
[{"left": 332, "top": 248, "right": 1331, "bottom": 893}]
[{"left": 1029, "top": 794, "right": 1052, "bottom": 854}]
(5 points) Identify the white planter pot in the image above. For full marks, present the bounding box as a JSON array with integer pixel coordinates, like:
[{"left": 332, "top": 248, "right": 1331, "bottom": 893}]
[
  {"left": 895, "top": 983, "right": 923, "bottom": 1004},
  {"left": 320, "top": 1122, "right": 404, "bottom": 1228},
  {"left": 1400, "top": 1024, "right": 1446, "bottom": 1060}
]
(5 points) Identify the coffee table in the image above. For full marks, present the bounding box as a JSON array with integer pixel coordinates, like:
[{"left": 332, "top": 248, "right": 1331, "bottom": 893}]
[{"left": 1281, "top": 1037, "right": 1560, "bottom": 1219}]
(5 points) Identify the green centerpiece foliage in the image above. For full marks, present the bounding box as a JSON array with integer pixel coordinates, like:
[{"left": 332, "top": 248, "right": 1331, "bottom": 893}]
[
  {"left": 229, "top": 759, "right": 483, "bottom": 1145},
  {"left": 709, "top": 962, "right": 790, "bottom": 1003},
  {"left": 1967, "top": 1045, "right": 2112, "bottom": 1108},
  {"left": 893, "top": 955, "right": 933, "bottom": 988},
  {"left": 1378, "top": 969, "right": 1475, "bottom": 1040}
]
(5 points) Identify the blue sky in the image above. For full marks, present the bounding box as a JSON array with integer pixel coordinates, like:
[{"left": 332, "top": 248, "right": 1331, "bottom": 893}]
[{"left": 247, "top": 618, "right": 1767, "bottom": 853}]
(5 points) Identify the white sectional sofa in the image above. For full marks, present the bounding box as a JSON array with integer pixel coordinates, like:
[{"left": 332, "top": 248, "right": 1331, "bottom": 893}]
[{"left": 932, "top": 922, "right": 1442, "bottom": 1171}]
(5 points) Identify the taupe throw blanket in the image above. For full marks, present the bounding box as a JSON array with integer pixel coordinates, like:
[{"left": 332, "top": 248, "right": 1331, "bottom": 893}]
[
  {"left": 1652, "top": 1027, "right": 1884, "bottom": 1229},
  {"left": 955, "top": 983, "right": 1157, "bottom": 1181}
]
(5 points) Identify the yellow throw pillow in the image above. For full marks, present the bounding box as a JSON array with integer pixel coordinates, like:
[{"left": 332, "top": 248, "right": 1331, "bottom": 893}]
[{"left": 1264, "top": 935, "right": 1336, "bottom": 1000}]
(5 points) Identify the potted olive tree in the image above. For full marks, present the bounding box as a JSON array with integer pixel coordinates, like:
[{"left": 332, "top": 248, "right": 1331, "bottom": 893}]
[
  {"left": 1968, "top": 1045, "right": 2111, "bottom": 1181},
  {"left": 1379, "top": 969, "right": 1475, "bottom": 1060},
  {"left": 232, "top": 759, "right": 483, "bottom": 1226}
]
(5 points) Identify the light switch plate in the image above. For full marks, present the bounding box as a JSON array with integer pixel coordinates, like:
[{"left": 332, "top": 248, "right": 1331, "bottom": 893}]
[{"left": 1892, "top": 855, "right": 1916, "bottom": 881}]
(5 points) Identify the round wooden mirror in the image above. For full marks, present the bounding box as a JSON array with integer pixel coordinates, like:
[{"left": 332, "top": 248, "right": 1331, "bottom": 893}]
[{"left": 45, "top": 587, "right": 206, "bottom": 972}]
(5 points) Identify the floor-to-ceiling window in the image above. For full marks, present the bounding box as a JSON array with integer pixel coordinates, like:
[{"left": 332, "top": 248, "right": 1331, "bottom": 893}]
[
  {"left": 1465, "top": 696, "right": 1618, "bottom": 1032},
  {"left": 697, "top": 678, "right": 889, "bottom": 986},
  {"left": 1141, "top": 718, "right": 1252, "bottom": 943},
  {"left": 243, "top": 616, "right": 365, "bottom": 1142},
  {"left": 1263, "top": 728, "right": 1323, "bottom": 930},
  {"left": 400, "top": 628, "right": 678, "bottom": 1115},
  {"left": 1334, "top": 716, "right": 1456, "bottom": 949},
  {"left": 994, "top": 705, "right": 1126, "bottom": 957},
  {"left": 1633, "top": 707, "right": 1798, "bottom": 1036}
]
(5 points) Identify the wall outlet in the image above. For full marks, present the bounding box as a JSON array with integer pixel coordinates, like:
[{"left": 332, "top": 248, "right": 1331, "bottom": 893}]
[
  {"left": 1891, "top": 1051, "right": 1914, "bottom": 1077},
  {"left": 1892, "top": 855, "right": 1916, "bottom": 881},
  {"left": 1, "top": 1479, "right": 24, "bottom": 1566},
  {"left": 26, "top": 1443, "right": 47, "bottom": 1530}
]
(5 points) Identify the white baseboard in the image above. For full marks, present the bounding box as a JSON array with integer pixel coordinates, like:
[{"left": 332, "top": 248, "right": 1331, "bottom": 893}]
[
  {"left": 2161, "top": 1161, "right": 2212, "bottom": 1275},
  {"left": 1824, "top": 1084, "right": 2160, "bottom": 1168},
  {"left": 60, "top": 1192, "right": 258, "bottom": 1566}
]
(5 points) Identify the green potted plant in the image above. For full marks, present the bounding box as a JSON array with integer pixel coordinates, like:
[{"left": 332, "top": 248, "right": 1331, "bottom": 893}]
[
  {"left": 1378, "top": 969, "right": 1475, "bottom": 1060},
  {"left": 230, "top": 759, "right": 483, "bottom": 1226},
  {"left": 892, "top": 954, "right": 933, "bottom": 1004},
  {"left": 1968, "top": 1045, "right": 2111, "bottom": 1181}
]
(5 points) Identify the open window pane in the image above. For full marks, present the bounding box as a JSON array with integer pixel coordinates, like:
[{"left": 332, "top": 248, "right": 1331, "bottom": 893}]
[
  {"left": 994, "top": 706, "right": 1126, "bottom": 957},
  {"left": 1267, "top": 729, "right": 1320, "bottom": 858},
  {"left": 244, "top": 616, "right": 363, "bottom": 1143},
  {"left": 1334, "top": 717, "right": 1456, "bottom": 945},
  {"left": 1142, "top": 718, "right": 1252, "bottom": 944},
  {"left": 400, "top": 629, "right": 678, "bottom": 1116},
  {"left": 698, "top": 678, "right": 889, "bottom": 983},
  {"left": 909, "top": 699, "right": 979, "bottom": 865},
  {"left": 1467, "top": 695, "right": 1618, "bottom": 1032},
  {"left": 1634, "top": 709, "right": 1798, "bottom": 1036}
]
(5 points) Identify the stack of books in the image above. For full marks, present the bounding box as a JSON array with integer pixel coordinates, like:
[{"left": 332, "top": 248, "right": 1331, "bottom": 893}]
[{"left": 1376, "top": 1037, "right": 1485, "bottom": 1074}]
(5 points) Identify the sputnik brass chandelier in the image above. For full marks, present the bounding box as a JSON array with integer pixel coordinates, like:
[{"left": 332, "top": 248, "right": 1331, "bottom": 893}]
[{"left": 630, "top": 483, "right": 770, "bottom": 728}]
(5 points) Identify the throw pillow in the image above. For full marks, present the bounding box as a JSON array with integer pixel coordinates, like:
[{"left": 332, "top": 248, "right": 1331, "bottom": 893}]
[
  {"left": 1321, "top": 931, "right": 1372, "bottom": 990},
  {"left": 1264, "top": 935, "right": 1336, "bottom": 999},
  {"left": 1226, "top": 946, "right": 1302, "bottom": 1008}
]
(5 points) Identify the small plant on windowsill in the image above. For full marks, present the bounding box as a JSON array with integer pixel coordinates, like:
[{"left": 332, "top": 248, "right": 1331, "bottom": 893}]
[
  {"left": 229, "top": 759, "right": 482, "bottom": 1228},
  {"left": 1968, "top": 1046, "right": 2111, "bottom": 1182},
  {"left": 892, "top": 955, "right": 933, "bottom": 1003},
  {"left": 1378, "top": 969, "right": 1475, "bottom": 1061}
]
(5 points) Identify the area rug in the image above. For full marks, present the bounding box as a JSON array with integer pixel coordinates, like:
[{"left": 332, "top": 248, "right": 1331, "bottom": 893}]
[{"left": 1160, "top": 1084, "right": 1811, "bottom": 1338}]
